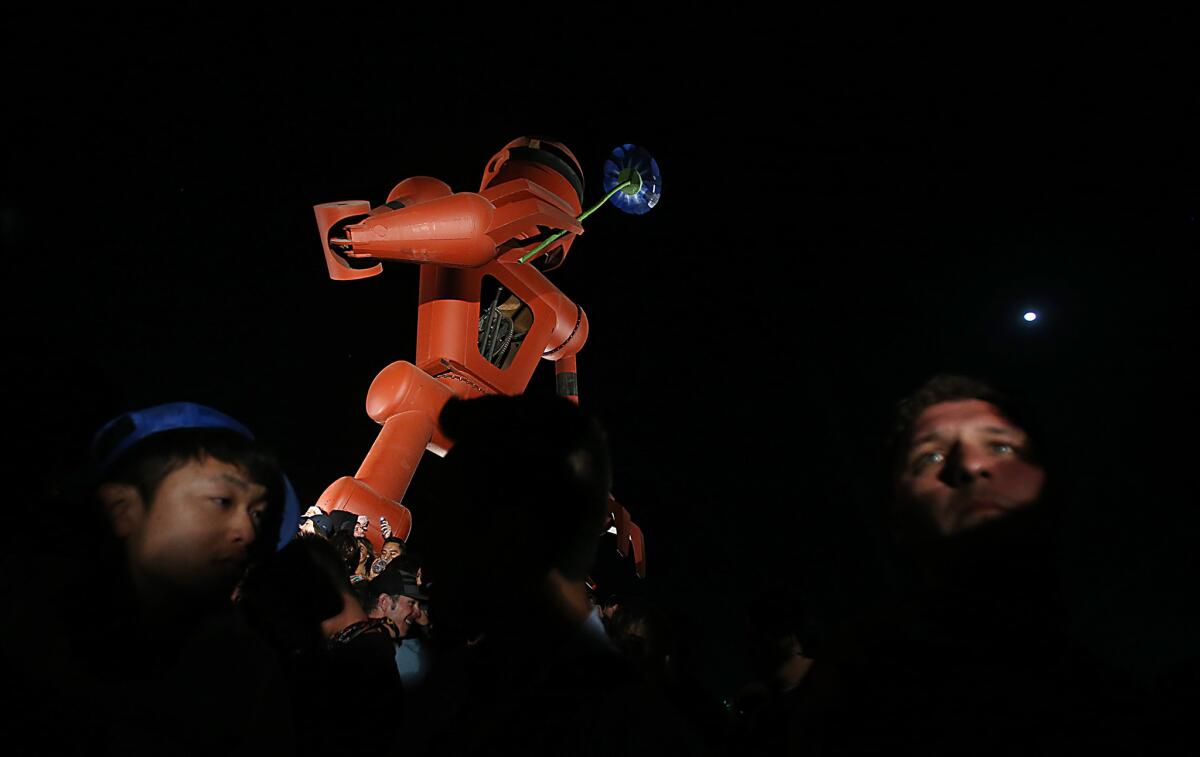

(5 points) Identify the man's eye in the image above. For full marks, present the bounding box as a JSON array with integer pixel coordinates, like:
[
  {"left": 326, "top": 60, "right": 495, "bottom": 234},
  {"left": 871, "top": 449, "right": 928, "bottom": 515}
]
[
  {"left": 911, "top": 451, "right": 944, "bottom": 472},
  {"left": 991, "top": 442, "right": 1014, "bottom": 454},
  {"left": 212, "top": 497, "right": 234, "bottom": 507},
  {"left": 247, "top": 508, "right": 268, "bottom": 533}
]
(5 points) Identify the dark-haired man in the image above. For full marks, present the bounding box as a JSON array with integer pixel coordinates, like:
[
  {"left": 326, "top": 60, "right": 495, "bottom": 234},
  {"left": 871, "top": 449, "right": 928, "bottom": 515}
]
[
  {"left": 364, "top": 563, "right": 431, "bottom": 691},
  {"left": 891, "top": 374, "right": 1046, "bottom": 539},
  {"left": 379, "top": 534, "right": 407, "bottom": 564},
  {"left": 813, "top": 375, "right": 1114, "bottom": 756},
  {"left": 91, "top": 402, "right": 293, "bottom": 613},
  {"left": 366, "top": 564, "right": 426, "bottom": 638},
  {"left": 8, "top": 402, "right": 299, "bottom": 754}
]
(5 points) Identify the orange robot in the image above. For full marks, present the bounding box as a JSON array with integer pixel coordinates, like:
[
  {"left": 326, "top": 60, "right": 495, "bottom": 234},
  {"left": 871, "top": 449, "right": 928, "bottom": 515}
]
[{"left": 312, "top": 138, "right": 659, "bottom": 575}]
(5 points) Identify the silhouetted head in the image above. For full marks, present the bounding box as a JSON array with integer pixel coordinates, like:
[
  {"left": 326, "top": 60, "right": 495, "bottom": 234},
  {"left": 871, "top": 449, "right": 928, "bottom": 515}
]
[
  {"left": 237, "top": 535, "right": 352, "bottom": 655},
  {"left": 425, "top": 394, "right": 611, "bottom": 636},
  {"left": 744, "top": 595, "right": 816, "bottom": 680}
]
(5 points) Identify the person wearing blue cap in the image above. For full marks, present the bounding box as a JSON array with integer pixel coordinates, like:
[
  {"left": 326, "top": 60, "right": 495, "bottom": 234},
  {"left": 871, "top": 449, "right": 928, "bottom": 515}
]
[
  {"left": 4, "top": 403, "right": 301, "bottom": 753},
  {"left": 90, "top": 402, "right": 298, "bottom": 613}
]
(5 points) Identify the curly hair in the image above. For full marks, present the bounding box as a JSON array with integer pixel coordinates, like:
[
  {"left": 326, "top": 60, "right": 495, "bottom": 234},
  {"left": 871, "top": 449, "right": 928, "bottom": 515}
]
[{"left": 889, "top": 374, "right": 1036, "bottom": 475}]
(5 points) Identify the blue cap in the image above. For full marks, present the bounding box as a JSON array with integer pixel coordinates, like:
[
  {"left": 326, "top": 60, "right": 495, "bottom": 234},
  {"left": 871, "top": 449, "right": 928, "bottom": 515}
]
[{"left": 91, "top": 402, "right": 301, "bottom": 551}]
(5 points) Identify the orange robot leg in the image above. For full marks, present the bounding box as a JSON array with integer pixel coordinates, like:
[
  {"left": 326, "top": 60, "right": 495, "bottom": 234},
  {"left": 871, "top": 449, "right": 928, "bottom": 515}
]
[{"left": 318, "top": 361, "right": 455, "bottom": 551}]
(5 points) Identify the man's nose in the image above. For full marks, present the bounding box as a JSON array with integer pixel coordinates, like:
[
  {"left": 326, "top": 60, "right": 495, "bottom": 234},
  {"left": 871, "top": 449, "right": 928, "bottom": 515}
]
[
  {"left": 229, "top": 508, "right": 258, "bottom": 545},
  {"left": 938, "top": 442, "right": 991, "bottom": 488}
]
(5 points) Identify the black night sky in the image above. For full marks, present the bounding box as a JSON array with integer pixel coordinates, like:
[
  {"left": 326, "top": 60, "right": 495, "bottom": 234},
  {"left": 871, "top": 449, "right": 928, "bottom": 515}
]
[{"left": 5, "top": 19, "right": 1197, "bottom": 696}]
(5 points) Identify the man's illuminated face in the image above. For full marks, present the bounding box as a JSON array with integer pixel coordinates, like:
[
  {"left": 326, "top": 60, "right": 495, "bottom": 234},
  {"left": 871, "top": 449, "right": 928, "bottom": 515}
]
[
  {"left": 109, "top": 456, "right": 270, "bottom": 602},
  {"left": 354, "top": 515, "right": 369, "bottom": 539},
  {"left": 896, "top": 400, "right": 1045, "bottom": 537},
  {"left": 380, "top": 542, "right": 403, "bottom": 562},
  {"left": 378, "top": 594, "right": 420, "bottom": 637}
]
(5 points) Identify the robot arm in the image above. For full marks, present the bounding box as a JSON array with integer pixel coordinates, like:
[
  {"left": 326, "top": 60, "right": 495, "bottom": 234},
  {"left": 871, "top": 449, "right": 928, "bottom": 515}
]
[
  {"left": 315, "top": 176, "right": 583, "bottom": 277},
  {"left": 555, "top": 355, "right": 580, "bottom": 404},
  {"left": 607, "top": 496, "right": 646, "bottom": 578}
]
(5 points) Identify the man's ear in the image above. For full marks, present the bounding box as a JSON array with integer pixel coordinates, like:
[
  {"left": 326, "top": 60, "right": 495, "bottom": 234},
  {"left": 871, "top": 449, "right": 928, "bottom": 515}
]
[{"left": 97, "top": 482, "right": 146, "bottom": 539}]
